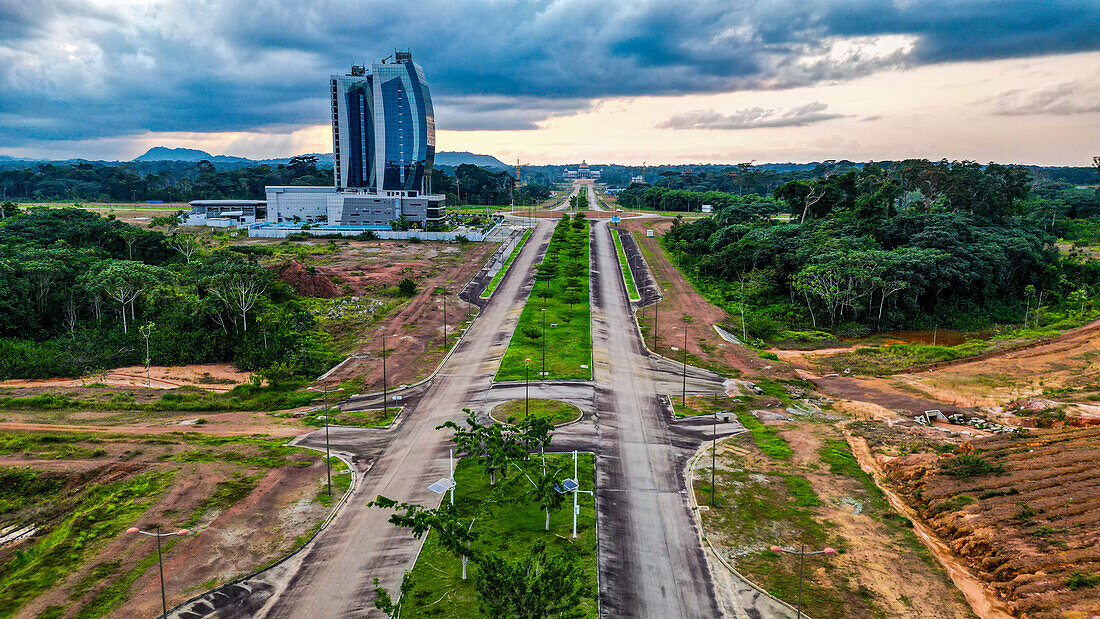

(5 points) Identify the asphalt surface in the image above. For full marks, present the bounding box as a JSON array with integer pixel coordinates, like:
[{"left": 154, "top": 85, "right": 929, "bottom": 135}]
[
  {"left": 171, "top": 211, "right": 775, "bottom": 619},
  {"left": 168, "top": 218, "right": 557, "bottom": 618},
  {"left": 587, "top": 218, "right": 726, "bottom": 617}
]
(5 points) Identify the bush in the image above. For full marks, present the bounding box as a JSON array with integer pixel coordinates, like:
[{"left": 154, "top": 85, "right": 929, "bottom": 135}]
[
  {"left": 1066, "top": 571, "right": 1100, "bottom": 590},
  {"left": 759, "top": 351, "right": 780, "bottom": 361},
  {"left": 397, "top": 278, "right": 418, "bottom": 297},
  {"left": 939, "top": 454, "right": 1004, "bottom": 477}
]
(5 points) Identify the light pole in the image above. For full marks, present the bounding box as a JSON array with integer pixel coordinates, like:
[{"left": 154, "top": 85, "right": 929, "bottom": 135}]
[
  {"left": 653, "top": 293, "right": 659, "bottom": 351},
  {"left": 127, "top": 525, "right": 190, "bottom": 617},
  {"left": 381, "top": 331, "right": 388, "bottom": 417},
  {"left": 682, "top": 322, "right": 688, "bottom": 407},
  {"left": 711, "top": 410, "right": 717, "bottom": 507},
  {"left": 308, "top": 385, "right": 344, "bottom": 496},
  {"left": 525, "top": 358, "right": 531, "bottom": 418},
  {"left": 769, "top": 543, "right": 837, "bottom": 618},
  {"left": 442, "top": 292, "right": 448, "bottom": 350},
  {"left": 540, "top": 308, "right": 546, "bottom": 379}
]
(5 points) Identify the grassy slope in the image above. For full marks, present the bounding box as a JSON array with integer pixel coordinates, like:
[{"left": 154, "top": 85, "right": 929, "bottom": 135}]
[
  {"left": 481, "top": 229, "right": 533, "bottom": 299},
  {"left": 611, "top": 228, "right": 640, "bottom": 301},
  {"left": 400, "top": 454, "right": 597, "bottom": 618},
  {"left": 496, "top": 219, "right": 591, "bottom": 381}
]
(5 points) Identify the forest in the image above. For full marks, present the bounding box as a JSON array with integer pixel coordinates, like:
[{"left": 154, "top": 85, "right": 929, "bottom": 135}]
[
  {"left": 0, "top": 157, "right": 550, "bottom": 207},
  {"left": 663, "top": 159, "right": 1100, "bottom": 338},
  {"left": 0, "top": 206, "right": 337, "bottom": 379}
]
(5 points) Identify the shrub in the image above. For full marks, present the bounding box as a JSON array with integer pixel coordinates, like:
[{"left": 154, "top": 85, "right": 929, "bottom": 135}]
[
  {"left": 759, "top": 351, "right": 780, "bottom": 361},
  {"left": 397, "top": 278, "right": 418, "bottom": 297},
  {"left": 1066, "top": 571, "right": 1100, "bottom": 590},
  {"left": 939, "top": 454, "right": 1004, "bottom": 477}
]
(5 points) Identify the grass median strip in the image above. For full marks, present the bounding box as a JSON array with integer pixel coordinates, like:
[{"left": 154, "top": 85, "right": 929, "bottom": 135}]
[
  {"left": 489, "top": 398, "right": 582, "bottom": 426},
  {"left": 611, "top": 228, "right": 640, "bottom": 301},
  {"left": 397, "top": 454, "right": 597, "bottom": 618},
  {"left": 481, "top": 229, "right": 532, "bottom": 299},
  {"left": 496, "top": 216, "right": 591, "bottom": 381}
]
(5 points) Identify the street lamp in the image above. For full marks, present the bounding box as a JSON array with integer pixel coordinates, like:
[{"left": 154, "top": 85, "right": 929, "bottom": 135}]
[
  {"left": 540, "top": 308, "right": 546, "bottom": 379},
  {"left": 525, "top": 358, "right": 532, "bottom": 418},
  {"left": 555, "top": 450, "right": 593, "bottom": 538},
  {"left": 442, "top": 291, "right": 449, "bottom": 350},
  {"left": 381, "top": 331, "right": 389, "bottom": 417},
  {"left": 681, "top": 323, "right": 688, "bottom": 407},
  {"left": 127, "top": 525, "right": 190, "bottom": 617},
  {"left": 769, "top": 543, "right": 837, "bottom": 618},
  {"left": 307, "top": 385, "right": 345, "bottom": 496}
]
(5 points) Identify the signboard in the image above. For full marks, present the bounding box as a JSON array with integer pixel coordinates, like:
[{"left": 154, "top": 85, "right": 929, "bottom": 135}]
[{"left": 611, "top": 216, "right": 621, "bottom": 223}]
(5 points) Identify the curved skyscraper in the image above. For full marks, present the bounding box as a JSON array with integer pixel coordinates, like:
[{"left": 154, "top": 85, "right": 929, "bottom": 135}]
[
  {"left": 331, "top": 51, "right": 436, "bottom": 194},
  {"left": 266, "top": 52, "right": 444, "bottom": 229}
]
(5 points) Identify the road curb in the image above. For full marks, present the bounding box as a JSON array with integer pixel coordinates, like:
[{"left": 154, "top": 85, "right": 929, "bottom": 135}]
[
  {"left": 164, "top": 447, "right": 363, "bottom": 618},
  {"left": 684, "top": 438, "right": 809, "bottom": 619}
]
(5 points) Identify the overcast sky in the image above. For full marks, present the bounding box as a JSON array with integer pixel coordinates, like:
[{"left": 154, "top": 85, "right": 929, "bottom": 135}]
[{"left": 1, "top": 0, "right": 1098, "bottom": 165}]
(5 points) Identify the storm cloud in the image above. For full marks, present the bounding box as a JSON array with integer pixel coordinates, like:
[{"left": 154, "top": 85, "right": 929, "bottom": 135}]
[{"left": 0, "top": 0, "right": 1098, "bottom": 151}]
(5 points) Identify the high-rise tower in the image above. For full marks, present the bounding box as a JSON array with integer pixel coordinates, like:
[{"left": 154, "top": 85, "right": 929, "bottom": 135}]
[{"left": 331, "top": 52, "right": 436, "bottom": 194}]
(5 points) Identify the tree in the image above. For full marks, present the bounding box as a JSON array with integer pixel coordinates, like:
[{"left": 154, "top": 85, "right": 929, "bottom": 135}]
[
  {"left": 526, "top": 464, "right": 567, "bottom": 531},
  {"left": 210, "top": 266, "right": 267, "bottom": 332},
  {"left": 169, "top": 233, "right": 204, "bottom": 263},
  {"left": 473, "top": 542, "right": 585, "bottom": 619},
  {"left": 85, "top": 260, "right": 164, "bottom": 333},
  {"left": 372, "top": 573, "right": 412, "bottom": 619},
  {"left": 118, "top": 227, "right": 142, "bottom": 260}
]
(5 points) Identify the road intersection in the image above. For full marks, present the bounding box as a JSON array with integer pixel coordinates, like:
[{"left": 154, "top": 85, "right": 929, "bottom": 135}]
[{"left": 171, "top": 212, "right": 785, "bottom": 618}]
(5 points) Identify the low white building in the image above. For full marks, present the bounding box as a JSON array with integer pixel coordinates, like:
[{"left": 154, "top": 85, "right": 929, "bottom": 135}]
[
  {"left": 265, "top": 186, "right": 445, "bottom": 228},
  {"left": 185, "top": 200, "right": 265, "bottom": 226}
]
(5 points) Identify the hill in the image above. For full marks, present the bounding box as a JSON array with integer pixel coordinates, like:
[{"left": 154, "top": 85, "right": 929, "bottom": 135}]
[{"left": 434, "top": 151, "right": 508, "bottom": 168}]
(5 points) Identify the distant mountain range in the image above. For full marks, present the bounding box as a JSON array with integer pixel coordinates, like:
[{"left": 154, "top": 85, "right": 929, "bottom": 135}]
[{"left": 130, "top": 147, "right": 508, "bottom": 168}]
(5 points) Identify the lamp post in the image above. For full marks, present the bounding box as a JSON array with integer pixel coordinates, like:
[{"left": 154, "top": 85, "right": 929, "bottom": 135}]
[
  {"left": 711, "top": 410, "right": 718, "bottom": 507},
  {"left": 769, "top": 543, "right": 837, "bottom": 618},
  {"left": 307, "top": 385, "right": 344, "bottom": 496},
  {"left": 682, "top": 322, "right": 688, "bottom": 407},
  {"left": 653, "top": 293, "right": 658, "bottom": 351},
  {"left": 381, "top": 331, "right": 388, "bottom": 416},
  {"left": 442, "top": 292, "right": 448, "bottom": 350},
  {"left": 127, "top": 525, "right": 190, "bottom": 617},
  {"left": 540, "top": 308, "right": 546, "bottom": 379},
  {"left": 525, "top": 358, "right": 531, "bottom": 418}
]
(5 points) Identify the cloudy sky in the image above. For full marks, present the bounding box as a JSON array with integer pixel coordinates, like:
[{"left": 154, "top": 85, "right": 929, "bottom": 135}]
[{"left": 1, "top": 0, "right": 1098, "bottom": 165}]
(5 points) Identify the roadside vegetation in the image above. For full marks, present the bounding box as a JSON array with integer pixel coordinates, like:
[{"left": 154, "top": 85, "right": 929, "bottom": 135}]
[
  {"left": 611, "top": 228, "right": 640, "bottom": 301},
  {"left": 489, "top": 398, "right": 582, "bottom": 426},
  {"left": 658, "top": 160, "right": 1100, "bottom": 365},
  {"left": 695, "top": 396, "right": 972, "bottom": 618},
  {"left": 0, "top": 431, "right": 339, "bottom": 618},
  {"left": 496, "top": 214, "right": 591, "bottom": 381},
  {"left": 480, "top": 229, "right": 532, "bottom": 299},
  {"left": 0, "top": 207, "right": 339, "bottom": 381},
  {"left": 370, "top": 411, "right": 596, "bottom": 618}
]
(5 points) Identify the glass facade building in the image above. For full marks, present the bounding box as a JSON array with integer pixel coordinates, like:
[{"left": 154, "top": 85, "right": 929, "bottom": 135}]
[{"left": 331, "top": 53, "right": 435, "bottom": 194}]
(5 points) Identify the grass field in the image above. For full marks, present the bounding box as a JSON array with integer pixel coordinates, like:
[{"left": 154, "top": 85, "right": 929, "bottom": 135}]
[
  {"left": 611, "top": 228, "right": 640, "bottom": 301},
  {"left": 670, "top": 394, "right": 741, "bottom": 418},
  {"left": 496, "top": 217, "right": 591, "bottom": 381},
  {"left": 488, "top": 398, "right": 582, "bottom": 426},
  {"left": 397, "top": 454, "right": 597, "bottom": 618},
  {"left": 481, "top": 229, "right": 532, "bottom": 299}
]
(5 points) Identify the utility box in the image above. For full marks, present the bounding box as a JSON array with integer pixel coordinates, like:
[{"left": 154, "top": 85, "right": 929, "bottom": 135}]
[{"left": 646, "top": 229, "right": 654, "bottom": 237}]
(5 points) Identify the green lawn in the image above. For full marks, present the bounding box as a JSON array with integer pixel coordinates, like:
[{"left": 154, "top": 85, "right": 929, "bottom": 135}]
[
  {"left": 399, "top": 454, "right": 597, "bottom": 618},
  {"left": 670, "top": 394, "right": 741, "bottom": 418},
  {"left": 611, "top": 228, "right": 640, "bottom": 301},
  {"left": 496, "top": 217, "right": 591, "bottom": 381},
  {"left": 489, "top": 398, "right": 582, "bottom": 425},
  {"left": 294, "top": 406, "right": 399, "bottom": 428},
  {"left": 481, "top": 229, "right": 533, "bottom": 299}
]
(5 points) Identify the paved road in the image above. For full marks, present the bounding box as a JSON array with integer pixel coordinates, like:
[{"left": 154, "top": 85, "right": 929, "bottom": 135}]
[
  {"left": 588, "top": 218, "right": 723, "bottom": 616},
  {"left": 168, "top": 218, "right": 557, "bottom": 619}
]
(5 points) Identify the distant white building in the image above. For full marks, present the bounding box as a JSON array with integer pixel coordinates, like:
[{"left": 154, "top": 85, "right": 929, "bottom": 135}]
[{"left": 700, "top": 204, "right": 713, "bottom": 213}]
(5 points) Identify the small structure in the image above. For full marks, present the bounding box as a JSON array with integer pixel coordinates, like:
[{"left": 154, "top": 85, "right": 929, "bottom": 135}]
[
  {"left": 185, "top": 200, "right": 265, "bottom": 226},
  {"left": 700, "top": 204, "right": 713, "bottom": 213},
  {"left": 915, "top": 409, "right": 949, "bottom": 425}
]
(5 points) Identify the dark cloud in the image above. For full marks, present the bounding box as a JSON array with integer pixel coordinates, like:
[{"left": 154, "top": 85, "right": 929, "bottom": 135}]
[
  {"left": 0, "top": 0, "right": 1098, "bottom": 153},
  {"left": 657, "top": 102, "right": 843, "bottom": 130}
]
